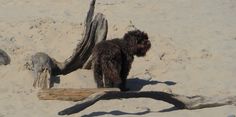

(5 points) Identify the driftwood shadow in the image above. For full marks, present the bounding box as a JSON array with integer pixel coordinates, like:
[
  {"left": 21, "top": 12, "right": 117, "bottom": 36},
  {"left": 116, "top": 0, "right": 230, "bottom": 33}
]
[
  {"left": 158, "top": 106, "right": 182, "bottom": 112},
  {"left": 81, "top": 108, "right": 151, "bottom": 117},
  {"left": 81, "top": 106, "right": 181, "bottom": 117},
  {"left": 127, "top": 78, "right": 176, "bottom": 91}
]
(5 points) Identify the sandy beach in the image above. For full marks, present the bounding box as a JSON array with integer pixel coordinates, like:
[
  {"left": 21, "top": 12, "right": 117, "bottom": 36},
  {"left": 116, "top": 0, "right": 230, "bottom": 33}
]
[{"left": 0, "top": 0, "right": 236, "bottom": 116}]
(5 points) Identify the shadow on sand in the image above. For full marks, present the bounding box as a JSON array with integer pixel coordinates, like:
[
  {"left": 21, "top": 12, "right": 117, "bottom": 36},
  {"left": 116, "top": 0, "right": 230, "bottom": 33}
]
[
  {"left": 79, "top": 78, "right": 177, "bottom": 116},
  {"left": 127, "top": 77, "right": 176, "bottom": 91},
  {"left": 81, "top": 108, "right": 151, "bottom": 117}
]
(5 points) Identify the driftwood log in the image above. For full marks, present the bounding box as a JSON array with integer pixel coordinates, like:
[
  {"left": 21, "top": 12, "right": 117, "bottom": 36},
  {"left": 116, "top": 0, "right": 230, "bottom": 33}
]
[
  {"left": 38, "top": 88, "right": 236, "bottom": 115},
  {"left": 31, "top": 0, "right": 107, "bottom": 89}
]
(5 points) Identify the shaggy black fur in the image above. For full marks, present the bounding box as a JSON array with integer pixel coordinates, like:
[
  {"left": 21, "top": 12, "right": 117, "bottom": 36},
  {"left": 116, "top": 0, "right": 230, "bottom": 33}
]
[{"left": 92, "top": 29, "right": 151, "bottom": 91}]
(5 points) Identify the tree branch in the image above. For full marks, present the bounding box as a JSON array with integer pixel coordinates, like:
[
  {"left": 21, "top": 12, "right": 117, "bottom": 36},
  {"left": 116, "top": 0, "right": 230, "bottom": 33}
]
[
  {"left": 38, "top": 88, "right": 119, "bottom": 101},
  {"left": 31, "top": 0, "right": 108, "bottom": 88},
  {"left": 61, "top": 13, "right": 107, "bottom": 74},
  {"left": 37, "top": 88, "right": 236, "bottom": 115}
]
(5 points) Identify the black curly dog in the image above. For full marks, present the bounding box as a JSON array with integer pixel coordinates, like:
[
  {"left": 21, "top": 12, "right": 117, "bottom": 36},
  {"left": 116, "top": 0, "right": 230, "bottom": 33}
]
[{"left": 92, "top": 29, "right": 151, "bottom": 91}]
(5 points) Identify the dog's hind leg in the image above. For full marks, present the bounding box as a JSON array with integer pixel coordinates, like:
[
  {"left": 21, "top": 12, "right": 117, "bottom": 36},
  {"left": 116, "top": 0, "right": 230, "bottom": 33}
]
[
  {"left": 101, "top": 60, "right": 121, "bottom": 88},
  {"left": 93, "top": 60, "right": 104, "bottom": 88}
]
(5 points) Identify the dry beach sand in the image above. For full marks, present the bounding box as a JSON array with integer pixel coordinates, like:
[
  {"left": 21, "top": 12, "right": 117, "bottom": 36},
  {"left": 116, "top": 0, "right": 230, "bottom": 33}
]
[{"left": 0, "top": 0, "right": 236, "bottom": 116}]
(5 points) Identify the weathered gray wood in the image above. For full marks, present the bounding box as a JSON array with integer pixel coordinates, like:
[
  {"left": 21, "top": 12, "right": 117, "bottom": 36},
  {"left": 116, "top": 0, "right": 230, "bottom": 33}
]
[
  {"left": 0, "top": 49, "right": 10, "bottom": 65},
  {"left": 175, "top": 95, "right": 236, "bottom": 110},
  {"left": 82, "top": 13, "right": 108, "bottom": 69},
  {"left": 62, "top": 13, "right": 108, "bottom": 74},
  {"left": 31, "top": 0, "right": 108, "bottom": 88},
  {"left": 85, "top": 0, "right": 96, "bottom": 28},
  {"left": 31, "top": 52, "right": 60, "bottom": 89}
]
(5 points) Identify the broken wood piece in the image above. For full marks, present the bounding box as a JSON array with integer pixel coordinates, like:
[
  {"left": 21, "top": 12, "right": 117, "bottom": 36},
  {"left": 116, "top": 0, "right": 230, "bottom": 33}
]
[
  {"left": 31, "top": 52, "right": 58, "bottom": 89},
  {"left": 82, "top": 13, "right": 108, "bottom": 69},
  {"left": 59, "top": 92, "right": 236, "bottom": 115},
  {"left": 58, "top": 91, "right": 107, "bottom": 115},
  {"left": 63, "top": 13, "right": 108, "bottom": 73},
  {"left": 31, "top": 0, "right": 108, "bottom": 89},
  {"left": 37, "top": 88, "right": 236, "bottom": 115},
  {"left": 38, "top": 88, "right": 119, "bottom": 101}
]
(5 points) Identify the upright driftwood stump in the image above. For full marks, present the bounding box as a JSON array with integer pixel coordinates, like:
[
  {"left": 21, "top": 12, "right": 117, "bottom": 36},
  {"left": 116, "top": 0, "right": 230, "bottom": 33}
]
[{"left": 31, "top": 0, "right": 107, "bottom": 89}]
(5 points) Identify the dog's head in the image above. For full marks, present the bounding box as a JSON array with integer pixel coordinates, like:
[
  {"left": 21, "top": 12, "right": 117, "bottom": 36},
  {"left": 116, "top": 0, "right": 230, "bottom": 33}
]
[{"left": 123, "top": 29, "right": 151, "bottom": 57}]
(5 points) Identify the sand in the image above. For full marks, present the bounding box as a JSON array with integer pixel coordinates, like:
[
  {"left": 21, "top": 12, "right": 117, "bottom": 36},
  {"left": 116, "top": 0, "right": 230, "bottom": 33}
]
[{"left": 0, "top": 0, "right": 236, "bottom": 117}]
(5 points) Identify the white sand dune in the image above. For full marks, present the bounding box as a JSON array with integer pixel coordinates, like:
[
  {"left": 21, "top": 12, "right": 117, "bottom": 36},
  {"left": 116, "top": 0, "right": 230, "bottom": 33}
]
[{"left": 0, "top": 0, "right": 236, "bottom": 117}]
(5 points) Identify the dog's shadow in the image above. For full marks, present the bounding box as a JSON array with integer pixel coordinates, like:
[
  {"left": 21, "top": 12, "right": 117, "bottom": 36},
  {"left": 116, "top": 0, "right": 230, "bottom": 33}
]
[
  {"left": 58, "top": 77, "right": 177, "bottom": 116},
  {"left": 127, "top": 77, "right": 176, "bottom": 91},
  {"left": 79, "top": 78, "right": 177, "bottom": 117}
]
